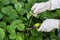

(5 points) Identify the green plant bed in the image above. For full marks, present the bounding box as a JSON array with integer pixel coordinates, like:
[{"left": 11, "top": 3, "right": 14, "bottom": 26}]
[{"left": 0, "top": 0, "right": 60, "bottom": 40}]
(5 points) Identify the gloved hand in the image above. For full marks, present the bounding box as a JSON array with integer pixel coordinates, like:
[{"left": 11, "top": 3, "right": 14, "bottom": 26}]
[
  {"left": 38, "top": 19, "right": 59, "bottom": 32},
  {"left": 31, "top": 0, "right": 60, "bottom": 17},
  {"left": 31, "top": 1, "right": 50, "bottom": 17}
]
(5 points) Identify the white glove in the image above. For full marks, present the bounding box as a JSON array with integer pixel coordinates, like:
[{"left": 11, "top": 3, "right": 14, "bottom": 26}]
[
  {"left": 38, "top": 19, "right": 59, "bottom": 32},
  {"left": 31, "top": 1, "right": 50, "bottom": 17},
  {"left": 31, "top": 0, "right": 60, "bottom": 17},
  {"left": 50, "top": 0, "right": 60, "bottom": 10}
]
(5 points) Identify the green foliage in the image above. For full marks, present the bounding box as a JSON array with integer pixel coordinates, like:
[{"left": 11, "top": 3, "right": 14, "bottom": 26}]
[
  {"left": 1, "top": 6, "right": 18, "bottom": 22},
  {"left": 0, "top": 22, "right": 6, "bottom": 28},
  {"left": 9, "top": 33, "right": 16, "bottom": 39},
  {"left": 14, "top": 2, "right": 22, "bottom": 11},
  {"left": 10, "top": 0, "right": 18, "bottom": 4},
  {"left": 0, "top": 28, "right": 5, "bottom": 40},
  {"left": 31, "top": 29, "right": 38, "bottom": 36},
  {"left": 1, "top": 0, "right": 10, "bottom": 5},
  {"left": 16, "top": 32, "right": 24, "bottom": 40},
  {"left": 0, "top": 13, "right": 3, "bottom": 19},
  {"left": 27, "top": 11, "right": 33, "bottom": 19},
  {"left": 0, "top": 0, "right": 60, "bottom": 40},
  {"left": 6, "top": 25, "right": 15, "bottom": 33},
  {"left": 27, "top": 0, "right": 36, "bottom": 4},
  {"left": 17, "top": 23, "right": 25, "bottom": 31}
]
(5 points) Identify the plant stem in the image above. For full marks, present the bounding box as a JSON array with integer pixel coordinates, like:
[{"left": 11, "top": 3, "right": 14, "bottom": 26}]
[{"left": 29, "top": 16, "right": 33, "bottom": 26}]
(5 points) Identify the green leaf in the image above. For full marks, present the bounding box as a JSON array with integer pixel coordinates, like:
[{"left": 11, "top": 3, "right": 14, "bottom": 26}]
[
  {"left": 15, "top": 2, "right": 22, "bottom": 11},
  {"left": 31, "top": 29, "right": 38, "bottom": 36},
  {"left": 10, "top": 0, "right": 17, "bottom": 4},
  {"left": 3, "top": 36, "right": 9, "bottom": 40},
  {"left": 27, "top": 0, "right": 36, "bottom": 4},
  {"left": 10, "top": 22, "right": 17, "bottom": 30},
  {"left": 29, "top": 36, "right": 39, "bottom": 40},
  {"left": 51, "top": 38, "right": 57, "bottom": 40},
  {"left": 11, "top": 20, "right": 23, "bottom": 25},
  {"left": 18, "top": 0, "right": 26, "bottom": 2},
  {"left": 8, "top": 12, "right": 18, "bottom": 21},
  {"left": 9, "top": 33, "right": 16, "bottom": 39},
  {"left": 17, "top": 23, "right": 25, "bottom": 31},
  {"left": 25, "top": 3, "right": 32, "bottom": 10},
  {"left": 6, "top": 25, "right": 15, "bottom": 33},
  {"left": 44, "top": 38, "right": 50, "bottom": 40},
  {"left": 40, "top": 0, "right": 48, "bottom": 2},
  {"left": 17, "top": 32, "right": 24, "bottom": 40},
  {"left": 1, "top": 6, "right": 13, "bottom": 15},
  {"left": 1, "top": 0, "right": 10, "bottom": 5},
  {"left": 14, "top": 20, "right": 23, "bottom": 24},
  {"left": 56, "top": 10, "right": 60, "bottom": 18},
  {"left": 0, "top": 22, "right": 6, "bottom": 28},
  {"left": 16, "top": 32, "right": 24, "bottom": 40},
  {"left": 0, "top": 13, "right": 3, "bottom": 19},
  {"left": 0, "top": 3, "right": 3, "bottom": 9},
  {"left": 19, "top": 17, "right": 27, "bottom": 21},
  {"left": 18, "top": 8, "right": 26, "bottom": 15},
  {"left": 0, "top": 28, "right": 5, "bottom": 40},
  {"left": 39, "top": 11, "right": 52, "bottom": 20},
  {"left": 27, "top": 11, "right": 33, "bottom": 19},
  {"left": 1, "top": 6, "right": 18, "bottom": 22}
]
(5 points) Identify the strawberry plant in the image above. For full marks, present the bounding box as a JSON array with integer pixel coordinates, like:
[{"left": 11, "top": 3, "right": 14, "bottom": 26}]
[{"left": 0, "top": 0, "right": 60, "bottom": 40}]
